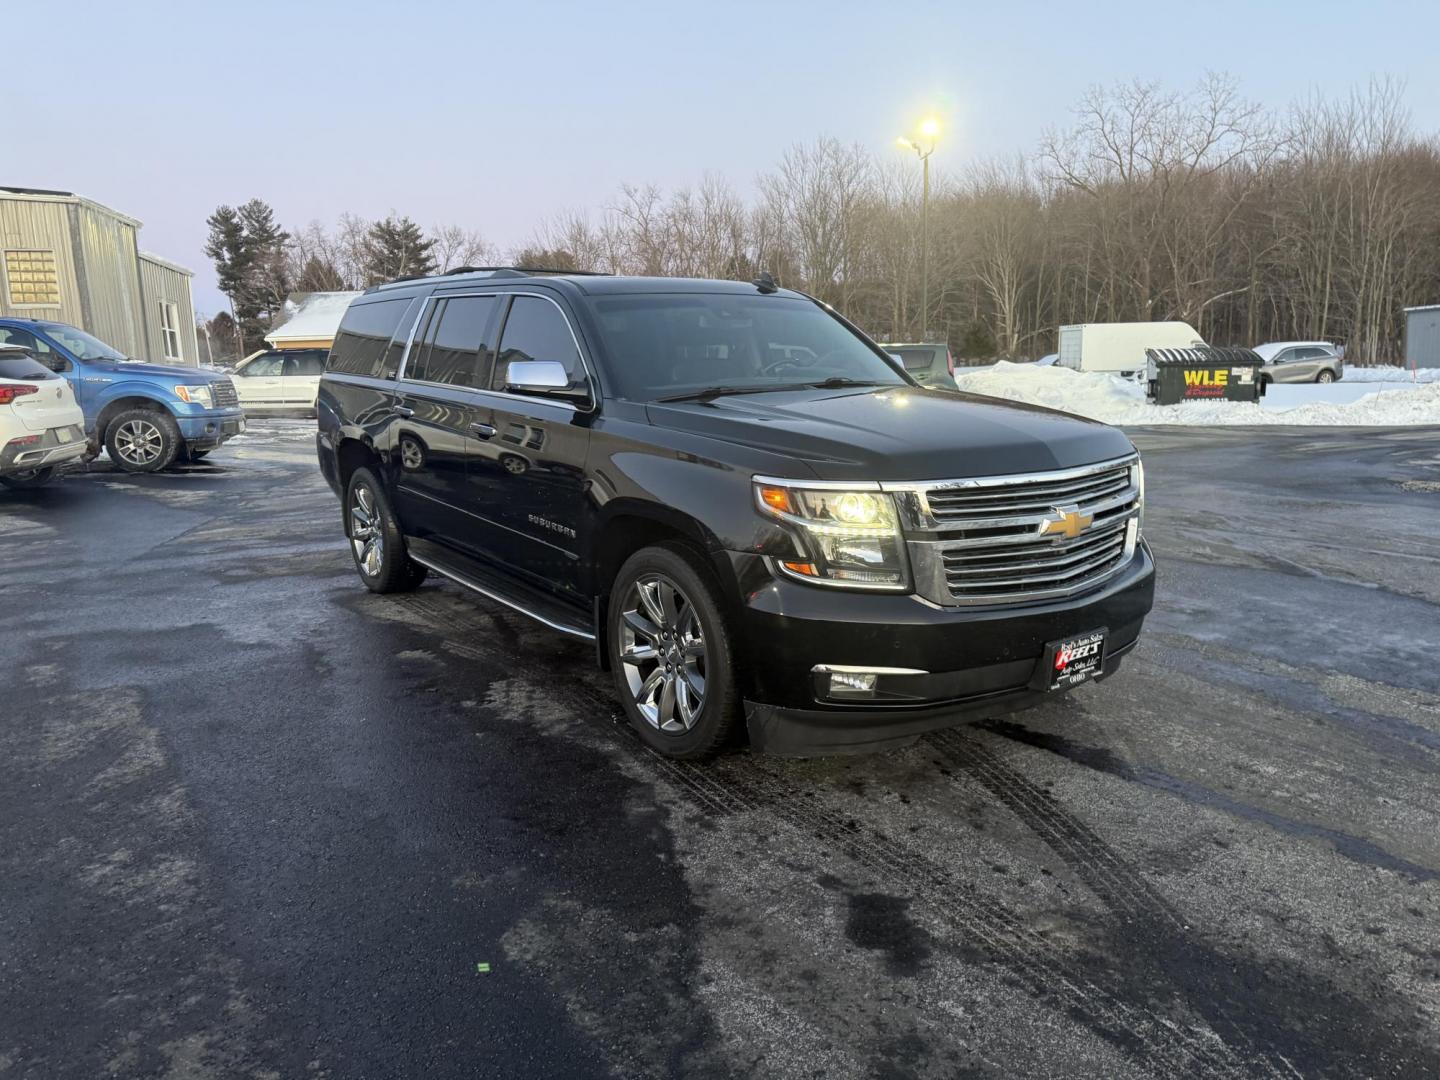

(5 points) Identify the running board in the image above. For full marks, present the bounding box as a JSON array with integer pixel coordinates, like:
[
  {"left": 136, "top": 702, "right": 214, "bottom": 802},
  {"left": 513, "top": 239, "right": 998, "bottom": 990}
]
[{"left": 406, "top": 537, "right": 595, "bottom": 641}]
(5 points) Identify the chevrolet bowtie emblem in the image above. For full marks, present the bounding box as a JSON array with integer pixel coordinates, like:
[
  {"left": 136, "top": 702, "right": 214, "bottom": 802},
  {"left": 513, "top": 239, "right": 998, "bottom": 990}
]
[{"left": 1040, "top": 506, "right": 1093, "bottom": 540}]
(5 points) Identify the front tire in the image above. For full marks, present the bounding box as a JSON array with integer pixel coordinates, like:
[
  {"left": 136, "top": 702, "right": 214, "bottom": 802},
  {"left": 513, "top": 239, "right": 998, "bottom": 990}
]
[
  {"left": 608, "top": 544, "right": 742, "bottom": 759},
  {"left": 0, "top": 467, "right": 56, "bottom": 489},
  {"left": 104, "top": 409, "right": 181, "bottom": 473},
  {"left": 345, "top": 466, "right": 427, "bottom": 593}
]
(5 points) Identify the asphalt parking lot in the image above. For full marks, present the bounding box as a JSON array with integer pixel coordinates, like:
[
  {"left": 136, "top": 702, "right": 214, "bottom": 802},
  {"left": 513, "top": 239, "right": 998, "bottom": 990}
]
[{"left": 2, "top": 421, "right": 1438, "bottom": 1079}]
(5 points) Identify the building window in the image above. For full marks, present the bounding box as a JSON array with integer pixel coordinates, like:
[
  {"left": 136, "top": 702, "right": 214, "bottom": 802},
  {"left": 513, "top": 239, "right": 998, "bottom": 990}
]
[
  {"left": 4, "top": 249, "right": 61, "bottom": 307},
  {"left": 158, "top": 300, "right": 182, "bottom": 360}
]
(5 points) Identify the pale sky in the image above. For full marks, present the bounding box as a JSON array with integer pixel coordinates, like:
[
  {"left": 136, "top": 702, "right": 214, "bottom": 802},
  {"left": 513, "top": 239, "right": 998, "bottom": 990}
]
[{"left": 8, "top": 0, "right": 1438, "bottom": 315}]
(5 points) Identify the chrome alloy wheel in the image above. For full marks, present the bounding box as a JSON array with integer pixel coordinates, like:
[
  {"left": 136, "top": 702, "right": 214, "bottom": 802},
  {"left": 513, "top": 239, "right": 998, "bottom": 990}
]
[
  {"left": 115, "top": 419, "right": 164, "bottom": 466},
  {"left": 619, "top": 573, "right": 708, "bottom": 733},
  {"left": 349, "top": 482, "right": 385, "bottom": 577}
]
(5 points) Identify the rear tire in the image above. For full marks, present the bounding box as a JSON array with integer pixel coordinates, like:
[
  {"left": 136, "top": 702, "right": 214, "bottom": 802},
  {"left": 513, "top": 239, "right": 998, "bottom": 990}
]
[
  {"left": 104, "top": 409, "right": 181, "bottom": 473},
  {"left": 344, "top": 466, "right": 427, "bottom": 594},
  {"left": 608, "top": 543, "right": 742, "bottom": 759},
  {"left": 0, "top": 467, "right": 56, "bottom": 489},
  {"left": 1317, "top": 370, "right": 1335, "bottom": 384}
]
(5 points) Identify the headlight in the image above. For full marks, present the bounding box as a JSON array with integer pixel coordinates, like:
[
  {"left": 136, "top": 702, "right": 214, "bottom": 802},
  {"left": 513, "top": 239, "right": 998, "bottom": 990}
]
[
  {"left": 174, "top": 384, "right": 215, "bottom": 407},
  {"left": 754, "top": 480, "right": 911, "bottom": 590}
]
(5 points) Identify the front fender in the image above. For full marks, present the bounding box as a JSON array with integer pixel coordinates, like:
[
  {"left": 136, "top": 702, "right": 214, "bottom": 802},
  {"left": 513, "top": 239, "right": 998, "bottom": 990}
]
[{"left": 94, "top": 380, "right": 181, "bottom": 416}]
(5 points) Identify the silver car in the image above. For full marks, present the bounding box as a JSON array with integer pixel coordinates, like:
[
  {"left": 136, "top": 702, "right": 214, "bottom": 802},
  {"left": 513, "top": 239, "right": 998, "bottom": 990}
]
[{"left": 1252, "top": 341, "right": 1344, "bottom": 384}]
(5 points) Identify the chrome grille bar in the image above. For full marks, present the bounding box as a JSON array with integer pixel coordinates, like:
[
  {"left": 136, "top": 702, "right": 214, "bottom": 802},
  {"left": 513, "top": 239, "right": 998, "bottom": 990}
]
[{"left": 896, "top": 455, "right": 1141, "bottom": 606}]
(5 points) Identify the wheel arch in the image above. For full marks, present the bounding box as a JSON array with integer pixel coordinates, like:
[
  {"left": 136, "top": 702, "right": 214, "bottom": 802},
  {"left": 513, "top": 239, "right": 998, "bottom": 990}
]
[
  {"left": 94, "top": 394, "right": 173, "bottom": 445},
  {"left": 589, "top": 501, "right": 740, "bottom": 672},
  {"left": 335, "top": 434, "right": 384, "bottom": 495}
]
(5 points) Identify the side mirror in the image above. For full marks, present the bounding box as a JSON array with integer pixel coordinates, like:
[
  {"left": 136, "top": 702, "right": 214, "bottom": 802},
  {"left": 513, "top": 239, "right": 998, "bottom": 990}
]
[
  {"left": 507, "top": 360, "right": 581, "bottom": 397},
  {"left": 42, "top": 356, "right": 69, "bottom": 374}
]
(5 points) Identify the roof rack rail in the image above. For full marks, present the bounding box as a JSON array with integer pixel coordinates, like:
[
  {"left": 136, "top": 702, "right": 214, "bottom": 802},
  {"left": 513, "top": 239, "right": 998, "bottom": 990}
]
[{"left": 442, "top": 265, "right": 611, "bottom": 277}]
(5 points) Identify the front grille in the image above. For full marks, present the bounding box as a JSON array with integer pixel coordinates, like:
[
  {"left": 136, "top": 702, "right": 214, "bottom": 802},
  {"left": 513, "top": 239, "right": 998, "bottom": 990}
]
[
  {"left": 897, "top": 458, "right": 1140, "bottom": 606},
  {"left": 925, "top": 466, "right": 1132, "bottom": 522},
  {"left": 212, "top": 379, "right": 238, "bottom": 408}
]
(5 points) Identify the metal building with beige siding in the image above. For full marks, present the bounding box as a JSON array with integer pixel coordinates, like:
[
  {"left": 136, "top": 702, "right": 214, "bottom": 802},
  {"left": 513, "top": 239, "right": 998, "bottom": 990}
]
[
  {"left": 138, "top": 252, "right": 200, "bottom": 364},
  {"left": 0, "top": 186, "right": 198, "bottom": 366}
]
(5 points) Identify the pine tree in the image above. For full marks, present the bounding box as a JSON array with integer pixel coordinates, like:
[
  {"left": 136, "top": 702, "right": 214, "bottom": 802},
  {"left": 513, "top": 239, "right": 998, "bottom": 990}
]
[
  {"left": 204, "top": 199, "right": 291, "bottom": 352},
  {"left": 204, "top": 205, "right": 250, "bottom": 316},
  {"left": 294, "top": 255, "right": 347, "bottom": 292},
  {"left": 362, "top": 216, "right": 437, "bottom": 284}
]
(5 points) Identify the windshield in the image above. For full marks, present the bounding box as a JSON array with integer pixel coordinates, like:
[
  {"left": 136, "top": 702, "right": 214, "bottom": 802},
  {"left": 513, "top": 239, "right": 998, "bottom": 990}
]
[
  {"left": 38, "top": 321, "right": 130, "bottom": 361},
  {"left": 591, "top": 294, "right": 907, "bottom": 402}
]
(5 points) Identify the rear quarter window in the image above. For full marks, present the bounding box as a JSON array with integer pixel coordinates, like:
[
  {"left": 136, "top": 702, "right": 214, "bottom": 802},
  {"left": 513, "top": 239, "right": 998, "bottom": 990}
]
[
  {"left": 0, "top": 354, "right": 57, "bottom": 381},
  {"left": 326, "top": 298, "right": 418, "bottom": 379}
]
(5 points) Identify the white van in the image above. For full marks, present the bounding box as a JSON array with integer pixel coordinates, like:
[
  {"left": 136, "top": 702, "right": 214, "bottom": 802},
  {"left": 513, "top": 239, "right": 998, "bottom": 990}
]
[{"left": 1058, "top": 322, "right": 1206, "bottom": 377}]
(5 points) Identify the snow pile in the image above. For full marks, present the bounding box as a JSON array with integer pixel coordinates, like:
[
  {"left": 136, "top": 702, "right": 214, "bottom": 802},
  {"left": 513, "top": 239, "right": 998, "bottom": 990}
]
[
  {"left": 1345, "top": 365, "right": 1440, "bottom": 384},
  {"left": 266, "top": 291, "right": 361, "bottom": 345},
  {"left": 952, "top": 361, "right": 1440, "bottom": 426}
]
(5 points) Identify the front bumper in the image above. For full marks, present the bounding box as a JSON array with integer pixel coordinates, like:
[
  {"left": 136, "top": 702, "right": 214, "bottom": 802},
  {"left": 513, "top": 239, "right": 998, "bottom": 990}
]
[
  {"left": 175, "top": 407, "right": 246, "bottom": 449},
  {"left": 728, "top": 541, "right": 1156, "bottom": 754},
  {"left": 1, "top": 424, "right": 88, "bottom": 474}
]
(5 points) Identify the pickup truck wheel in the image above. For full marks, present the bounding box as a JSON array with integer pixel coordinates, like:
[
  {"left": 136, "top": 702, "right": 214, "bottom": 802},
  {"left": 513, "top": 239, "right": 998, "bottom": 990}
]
[
  {"left": 105, "top": 409, "right": 180, "bottom": 473},
  {"left": 0, "top": 467, "right": 56, "bottom": 489},
  {"left": 345, "top": 466, "right": 427, "bottom": 593},
  {"left": 609, "top": 545, "right": 741, "bottom": 759}
]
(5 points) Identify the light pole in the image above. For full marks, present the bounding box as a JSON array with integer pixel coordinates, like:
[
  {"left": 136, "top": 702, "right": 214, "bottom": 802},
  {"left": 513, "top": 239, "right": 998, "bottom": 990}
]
[{"left": 897, "top": 117, "right": 940, "bottom": 339}]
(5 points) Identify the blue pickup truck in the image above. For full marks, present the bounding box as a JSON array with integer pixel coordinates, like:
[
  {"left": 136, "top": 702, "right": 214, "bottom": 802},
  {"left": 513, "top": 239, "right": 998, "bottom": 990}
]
[{"left": 0, "top": 317, "right": 245, "bottom": 472}]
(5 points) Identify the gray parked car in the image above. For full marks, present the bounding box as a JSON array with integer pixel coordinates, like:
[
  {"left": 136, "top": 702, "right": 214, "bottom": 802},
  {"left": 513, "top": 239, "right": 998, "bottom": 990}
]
[
  {"left": 1252, "top": 341, "right": 1344, "bottom": 384},
  {"left": 877, "top": 341, "right": 955, "bottom": 388}
]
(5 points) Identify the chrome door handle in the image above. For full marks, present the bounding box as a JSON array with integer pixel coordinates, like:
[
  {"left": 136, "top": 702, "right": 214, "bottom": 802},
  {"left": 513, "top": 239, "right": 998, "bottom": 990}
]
[
  {"left": 470, "top": 422, "right": 497, "bottom": 439},
  {"left": 392, "top": 405, "right": 414, "bottom": 418}
]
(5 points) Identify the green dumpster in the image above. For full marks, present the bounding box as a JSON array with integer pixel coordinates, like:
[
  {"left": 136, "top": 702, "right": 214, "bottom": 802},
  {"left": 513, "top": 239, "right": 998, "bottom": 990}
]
[{"left": 1145, "top": 347, "right": 1266, "bottom": 406}]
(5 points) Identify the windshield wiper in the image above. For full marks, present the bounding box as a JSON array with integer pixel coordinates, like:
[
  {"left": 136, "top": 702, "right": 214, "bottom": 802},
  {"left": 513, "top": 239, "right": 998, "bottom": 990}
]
[
  {"left": 806, "top": 377, "right": 886, "bottom": 389},
  {"left": 655, "top": 385, "right": 788, "bottom": 403}
]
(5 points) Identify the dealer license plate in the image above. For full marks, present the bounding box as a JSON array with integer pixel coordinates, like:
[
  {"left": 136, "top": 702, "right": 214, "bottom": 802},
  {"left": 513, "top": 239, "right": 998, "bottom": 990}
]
[{"left": 1040, "top": 628, "right": 1107, "bottom": 691}]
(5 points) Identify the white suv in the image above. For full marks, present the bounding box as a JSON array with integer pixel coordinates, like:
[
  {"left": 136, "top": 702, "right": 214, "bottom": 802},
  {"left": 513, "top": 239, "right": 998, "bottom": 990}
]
[{"left": 0, "top": 346, "right": 87, "bottom": 489}]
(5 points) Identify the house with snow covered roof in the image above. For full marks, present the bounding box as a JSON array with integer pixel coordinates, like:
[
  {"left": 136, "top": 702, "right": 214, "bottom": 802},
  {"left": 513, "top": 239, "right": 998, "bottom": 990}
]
[{"left": 265, "top": 291, "right": 361, "bottom": 351}]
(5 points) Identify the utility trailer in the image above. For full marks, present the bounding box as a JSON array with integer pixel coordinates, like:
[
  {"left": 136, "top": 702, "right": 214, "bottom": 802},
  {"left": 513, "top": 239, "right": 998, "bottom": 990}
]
[{"left": 1057, "top": 322, "right": 1206, "bottom": 377}]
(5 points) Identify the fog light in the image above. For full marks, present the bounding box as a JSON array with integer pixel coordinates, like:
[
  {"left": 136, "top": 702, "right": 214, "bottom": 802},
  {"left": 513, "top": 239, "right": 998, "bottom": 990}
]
[{"left": 830, "top": 671, "right": 878, "bottom": 696}]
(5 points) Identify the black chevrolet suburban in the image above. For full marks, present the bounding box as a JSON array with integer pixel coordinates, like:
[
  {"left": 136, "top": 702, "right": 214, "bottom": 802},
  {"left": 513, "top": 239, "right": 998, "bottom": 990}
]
[{"left": 316, "top": 269, "right": 1155, "bottom": 758}]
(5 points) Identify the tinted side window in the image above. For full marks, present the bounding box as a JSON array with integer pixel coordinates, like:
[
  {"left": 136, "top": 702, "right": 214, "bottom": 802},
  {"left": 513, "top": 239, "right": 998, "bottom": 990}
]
[
  {"left": 327, "top": 298, "right": 413, "bottom": 378},
  {"left": 0, "top": 353, "right": 56, "bottom": 380},
  {"left": 0, "top": 327, "right": 50, "bottom": 354},
  {"left": 494, "top": 296, "right": 582, "bottom": 389},
  {"left": 284, "top": 350, "right": 328, "bottom": 376},
  {"left": 405, "top": 297, "right": 497, "bottom": 388}
]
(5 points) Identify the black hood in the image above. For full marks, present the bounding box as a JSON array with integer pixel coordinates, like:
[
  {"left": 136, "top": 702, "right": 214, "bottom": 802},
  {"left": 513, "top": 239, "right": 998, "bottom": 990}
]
[{"left": 644, "top": 385, "right": 1134, "bottom": 481}]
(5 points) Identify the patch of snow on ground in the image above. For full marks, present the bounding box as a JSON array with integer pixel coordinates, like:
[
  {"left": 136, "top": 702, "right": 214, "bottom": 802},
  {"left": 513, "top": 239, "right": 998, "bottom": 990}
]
[
  {"left": 1344, "top": 365, "right": 1440, "bottom": 383},
  {"left": 952, "top": 362, "right": 1440, "bottom": 426}
]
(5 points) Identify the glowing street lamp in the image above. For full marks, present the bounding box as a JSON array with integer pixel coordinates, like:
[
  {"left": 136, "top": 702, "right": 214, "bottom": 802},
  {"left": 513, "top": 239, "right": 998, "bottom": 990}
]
[{"left": 897, "top": 117, "right": 940, "bottom": 337}]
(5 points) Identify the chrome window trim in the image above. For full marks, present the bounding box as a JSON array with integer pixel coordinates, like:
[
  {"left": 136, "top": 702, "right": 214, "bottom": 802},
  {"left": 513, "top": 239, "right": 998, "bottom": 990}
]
[
  {"left": 392, "top": 295, "right": 427, "bottom": 380},
  {"left": 396, "top": 288, "right": 598, "bottom": 410}
]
